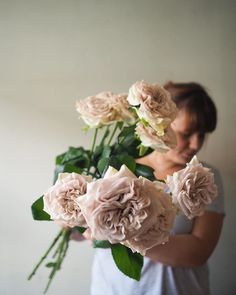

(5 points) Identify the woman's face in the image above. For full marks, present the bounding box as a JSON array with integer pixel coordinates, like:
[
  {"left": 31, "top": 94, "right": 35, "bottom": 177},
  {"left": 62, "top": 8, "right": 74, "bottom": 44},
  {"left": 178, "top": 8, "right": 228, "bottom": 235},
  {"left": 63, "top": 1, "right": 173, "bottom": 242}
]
[{"left": 168, "top": 109, "right": 205, "bottom": 165}]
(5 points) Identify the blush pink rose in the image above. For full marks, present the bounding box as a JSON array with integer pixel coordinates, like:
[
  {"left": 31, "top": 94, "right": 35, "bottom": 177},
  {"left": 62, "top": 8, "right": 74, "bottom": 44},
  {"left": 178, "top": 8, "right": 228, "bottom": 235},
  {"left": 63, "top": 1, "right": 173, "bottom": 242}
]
[
  {"left": 112, "top": 93, "right": 136, "bottom": 123},
  {"left": 122, "top": 181, "right": 176, "bottom": 255},
  {"left": 166, "top": 156, "right": 218, "bottom": 219},
  {"left": 43, "top": 172, "right": 92, "bottom": 228},
  {"left": 77, "top": 165, "right": 176, "bottom": 253},
  {"left": 76, "top": 91, "right": 134, "bottom": 127},
  {"left": 127, "top": 81, "right": 178, "bottom": 134}
]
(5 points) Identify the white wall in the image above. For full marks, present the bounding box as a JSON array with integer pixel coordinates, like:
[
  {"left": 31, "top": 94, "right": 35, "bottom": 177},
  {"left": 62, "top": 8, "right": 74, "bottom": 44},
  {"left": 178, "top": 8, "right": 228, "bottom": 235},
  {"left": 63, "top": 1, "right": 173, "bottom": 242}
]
[{"left": 1, "top": 0, "right": 235, "bottom": 294}]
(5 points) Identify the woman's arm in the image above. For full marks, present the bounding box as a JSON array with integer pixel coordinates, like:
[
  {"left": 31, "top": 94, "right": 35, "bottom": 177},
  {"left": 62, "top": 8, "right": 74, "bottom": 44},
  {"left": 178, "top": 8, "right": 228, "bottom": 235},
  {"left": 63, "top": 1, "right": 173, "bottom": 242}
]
[{"left": 146, "top": 211, "right": 224, "bottom": 267}]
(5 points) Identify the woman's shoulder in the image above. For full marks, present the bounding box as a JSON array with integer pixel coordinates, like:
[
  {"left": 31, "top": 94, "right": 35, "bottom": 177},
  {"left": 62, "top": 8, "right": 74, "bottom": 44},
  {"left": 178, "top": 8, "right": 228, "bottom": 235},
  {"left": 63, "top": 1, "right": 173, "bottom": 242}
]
[
  {"left": 202, "top": 161, "right": 219, "bottom": 172},
  {"left": 202, "top": 161, "right": 225, "bottom": 215}
]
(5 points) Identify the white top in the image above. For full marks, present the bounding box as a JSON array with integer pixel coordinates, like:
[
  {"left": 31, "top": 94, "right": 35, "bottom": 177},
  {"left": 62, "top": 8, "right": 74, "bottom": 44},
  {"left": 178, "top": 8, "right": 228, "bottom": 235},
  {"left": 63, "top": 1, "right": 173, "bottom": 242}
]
[{"left": 90, "top": 166, "right": 225, "bottom": 295}]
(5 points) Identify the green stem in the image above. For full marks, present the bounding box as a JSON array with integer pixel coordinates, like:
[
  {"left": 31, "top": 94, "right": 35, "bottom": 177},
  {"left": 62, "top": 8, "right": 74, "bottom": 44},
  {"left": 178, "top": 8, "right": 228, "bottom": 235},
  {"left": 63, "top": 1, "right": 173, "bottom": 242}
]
[
  {"left": 91, "top": 128, "right": 98, "bottom": 155},
  {"left": 100, "top": 126, "right": 110, "bottom": 146},
  {"left": 28, "top": 229, "right": 63, "bottom": 280},
  {"left": 43, "top": 229, "right": 69, "bottom": 293},
  {"left": 59, "top": 231, "right": 70, "bottom": 269},
  {"left": 52, "top": 244, "right": 60, "bottom": 259},
  {"left": 107, "top": 122, "right": 119, "bottom": 146},
  {"left": 87, "top": 128, "right": 98, "bottom": 173}
]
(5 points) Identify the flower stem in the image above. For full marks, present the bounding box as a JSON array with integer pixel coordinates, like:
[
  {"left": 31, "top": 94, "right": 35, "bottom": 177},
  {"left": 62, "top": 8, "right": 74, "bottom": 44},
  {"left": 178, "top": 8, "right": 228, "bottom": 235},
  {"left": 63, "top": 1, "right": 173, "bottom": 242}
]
[
  {"left": 91, "top": 128, "right": 98, "bottom": 155},
  {"left": 107, "top": 122, "right": 119, "bottom": 146},
  {"left": 100, "top": 126, "right": 110, "bottom": 146},
  {"left": 28, "top": 229, "right": 63, "bottom": 280},
  {"left": 87, "top": 128, "right": 98, "bottom": 173},
  {"left": 59, "top": 232, "right": 70, "bottom": 267},
  {"left": 43, "top": 229, "right": 70, "bottom": 294}
]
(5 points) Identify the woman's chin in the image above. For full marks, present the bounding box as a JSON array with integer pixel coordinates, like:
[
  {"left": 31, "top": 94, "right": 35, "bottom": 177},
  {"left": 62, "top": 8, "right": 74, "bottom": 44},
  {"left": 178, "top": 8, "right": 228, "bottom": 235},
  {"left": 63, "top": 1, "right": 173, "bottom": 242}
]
[
  {"left": 166, "top": 150, "right": 194, "bottom": 166},
  {"left": 182, "top": 153, "right": 195, "bottom": 163}
]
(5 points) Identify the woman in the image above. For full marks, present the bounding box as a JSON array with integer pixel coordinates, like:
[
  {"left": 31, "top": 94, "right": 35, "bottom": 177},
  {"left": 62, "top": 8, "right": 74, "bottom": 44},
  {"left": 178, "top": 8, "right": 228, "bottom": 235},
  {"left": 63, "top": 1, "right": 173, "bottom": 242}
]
[{"left": 89, "top": 82, "right": 225, "bottom": 295}]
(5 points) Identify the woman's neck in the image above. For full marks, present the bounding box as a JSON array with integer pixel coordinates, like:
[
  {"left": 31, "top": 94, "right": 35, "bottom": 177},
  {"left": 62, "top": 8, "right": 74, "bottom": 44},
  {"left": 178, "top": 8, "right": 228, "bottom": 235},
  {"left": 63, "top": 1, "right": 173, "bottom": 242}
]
[{"left": 136, "top": 151, "right": 184, "bottom": 180}]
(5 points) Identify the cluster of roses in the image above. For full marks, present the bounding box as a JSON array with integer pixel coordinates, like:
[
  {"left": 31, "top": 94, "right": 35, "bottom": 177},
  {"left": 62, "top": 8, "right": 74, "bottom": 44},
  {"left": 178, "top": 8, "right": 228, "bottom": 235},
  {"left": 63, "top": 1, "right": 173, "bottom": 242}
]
[
  {"left": 29, "top": 80, "right": 218, "bottom": 293},
  {"left": 43, "top": 81, "right": 217, "bottom": 254},
  {"left": 127, "top": 81, "right": 177, "bottom": 151},
  {"left": 76, "top": 80, "right": 178, "bottom": 152},
  {"left": 44, "top": 165, "right": 176, "bottom": 255}
]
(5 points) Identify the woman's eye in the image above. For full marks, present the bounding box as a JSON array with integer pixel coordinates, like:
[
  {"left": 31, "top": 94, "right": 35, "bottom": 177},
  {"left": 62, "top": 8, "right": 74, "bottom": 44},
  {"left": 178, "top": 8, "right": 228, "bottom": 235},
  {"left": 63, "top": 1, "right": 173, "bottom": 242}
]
[
  {"left": 179, "top": 131, "right": 205, "bottom": 141},
  {"left": 181, "top": 132, "right": 191, "bottom": 138}
]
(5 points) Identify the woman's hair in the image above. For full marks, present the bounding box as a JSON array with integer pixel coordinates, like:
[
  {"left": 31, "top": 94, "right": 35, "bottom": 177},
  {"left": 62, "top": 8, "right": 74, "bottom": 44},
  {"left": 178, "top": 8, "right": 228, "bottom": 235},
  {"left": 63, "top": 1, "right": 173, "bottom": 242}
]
[{"left": 164, "top": 81, "right": 217, "bottom": 133}]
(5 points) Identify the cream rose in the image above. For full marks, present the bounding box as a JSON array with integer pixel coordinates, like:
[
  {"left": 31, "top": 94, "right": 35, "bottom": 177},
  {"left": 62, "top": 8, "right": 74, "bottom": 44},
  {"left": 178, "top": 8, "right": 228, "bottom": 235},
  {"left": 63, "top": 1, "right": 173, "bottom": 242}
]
[
  {"left": 77, "top": 165, "right": 176, "bottom": 251},
  {"left": 76, "top": 91, "right": 134, "bottom": 127},
  {"left": 135, "top": 122, "right": 176, "bottom": 152},
  {"left": 127, "top": 81, "right": 178, "bottom": 134},
  {"left": 43, "top": 172, "right": 92, "bottom": 228},
  {"left": 166, "top": 156, "right": 218, "bottom": 219}
]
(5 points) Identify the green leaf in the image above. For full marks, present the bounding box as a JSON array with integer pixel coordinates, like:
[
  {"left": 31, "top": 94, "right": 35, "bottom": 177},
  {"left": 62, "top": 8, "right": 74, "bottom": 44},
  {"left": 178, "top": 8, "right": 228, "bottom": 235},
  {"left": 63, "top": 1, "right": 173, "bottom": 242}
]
[
  {"left": 61, "top": 146, "right": 84, "bottom": 164},
  {"left": 74, "top": 226, "right": 86, "bottom": 234},
  {"left": 111, "top": 244, "right": 143, "bottom": 281},
  {"left": 93, "top": 145, "right": 103, "bottom": 159},
  {"left": 97, "top": 157, "right": 110, "bottom": 175},
  {"left": 97, "top": 154, "right": 136, "bottom": 176},
  {"left": 134, "top": 163, "right": 155, "bottom": 181},
  {"left": 53, "top": 164, "right": 83, "bottom": 184},
  {"left": 63, "top": 164, "right": 83, "bottom": 174},
  {"left": 97, "top": 156, "right": 123, "bottom": 175},
  {"left": 55, "top": 153, "right": 66, "bottom": 165},
  {"left": 58, "top": 147, "right": 90, "bottom": 167},
  {"left": 118, "top": 124, "right": 136, "bottom": 137},
  {"left": 54, "top": 147, "right": 90, "bottom": 183},
  {"left": 118, "top": 125, "right": 137, "bottom": 146},
  {"left": 31, "top": 196, "right": 51, "bottom": 221},
  {"left": 114, "top": 126, "right": 141, "bottom": 158},
  {"left": 101, "top": 146, "right": 112, "bottom": 158},
  {"left": 93, "top": 240, "right": 111, "bottom": 248},
  {"left": 117, "top": 154, "right": 136, "bottom": 172}
]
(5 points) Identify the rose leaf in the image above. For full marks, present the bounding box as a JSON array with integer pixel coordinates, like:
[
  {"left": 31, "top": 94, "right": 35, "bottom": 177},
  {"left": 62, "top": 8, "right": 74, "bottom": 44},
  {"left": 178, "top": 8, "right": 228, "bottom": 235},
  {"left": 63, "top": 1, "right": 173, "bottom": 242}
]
[
  {"left": 135, "top": 163, "right": 155, "bottom": 181},
  {"left": 111, "top": 244, "right": 143, "bottom": 281},
  {"left": 31, "top": 195, "right": 51, "bottom": 221},
  {"left": 97, "top": 156, "right": 122, "bottom": 175},
  {"left": 117, "top": 154, "right": 136, "bottom": 172},
  {"left": 92, "top": 240, "right": 111, "bottom": 248}
]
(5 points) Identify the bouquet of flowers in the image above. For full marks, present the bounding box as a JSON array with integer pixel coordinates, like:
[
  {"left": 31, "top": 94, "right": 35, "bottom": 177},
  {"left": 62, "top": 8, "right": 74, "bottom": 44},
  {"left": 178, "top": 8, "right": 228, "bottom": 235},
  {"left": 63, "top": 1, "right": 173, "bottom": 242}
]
[{"left": 28, "top": 81, "right": 218, "bottom": 293}]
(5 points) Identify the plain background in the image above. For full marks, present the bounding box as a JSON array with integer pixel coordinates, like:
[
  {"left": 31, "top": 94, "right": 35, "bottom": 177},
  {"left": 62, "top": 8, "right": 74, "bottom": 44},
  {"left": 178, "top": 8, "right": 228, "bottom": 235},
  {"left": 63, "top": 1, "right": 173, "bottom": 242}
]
[{"left": 1, "top": 0, "right": 235, "bottom": 294}]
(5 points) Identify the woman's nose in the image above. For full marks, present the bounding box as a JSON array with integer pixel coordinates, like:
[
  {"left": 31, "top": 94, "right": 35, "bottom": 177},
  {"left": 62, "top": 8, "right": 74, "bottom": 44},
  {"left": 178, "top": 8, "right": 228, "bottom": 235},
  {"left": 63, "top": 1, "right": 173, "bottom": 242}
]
[{"left": 189, "top": 134, "right": 202, "bottom": 151}]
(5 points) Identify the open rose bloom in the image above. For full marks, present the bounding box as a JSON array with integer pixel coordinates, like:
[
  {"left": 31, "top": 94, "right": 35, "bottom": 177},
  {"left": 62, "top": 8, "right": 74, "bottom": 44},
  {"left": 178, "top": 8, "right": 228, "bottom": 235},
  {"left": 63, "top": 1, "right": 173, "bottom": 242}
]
[
  {"left": 76, "top": 91, "right": 135, "bottom": 128},
  {"left": 127, "top": 80, "right": 178, "bottom": 152},
  {"left": 77, "top": 165, "right": 176, "bottom": 255},
  {"left": 166, "top": 156, "right": 218, "bottom": 219},
  {"left": 43, "top": 172, "right": 92, "bottom": 228}
]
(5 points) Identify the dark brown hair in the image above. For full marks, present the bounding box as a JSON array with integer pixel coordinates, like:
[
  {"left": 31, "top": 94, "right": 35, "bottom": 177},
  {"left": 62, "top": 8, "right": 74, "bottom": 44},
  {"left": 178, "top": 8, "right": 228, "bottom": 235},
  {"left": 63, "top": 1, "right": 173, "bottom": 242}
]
[{"left": 164, "top": 81, "right": 217, "bottom": 133}]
